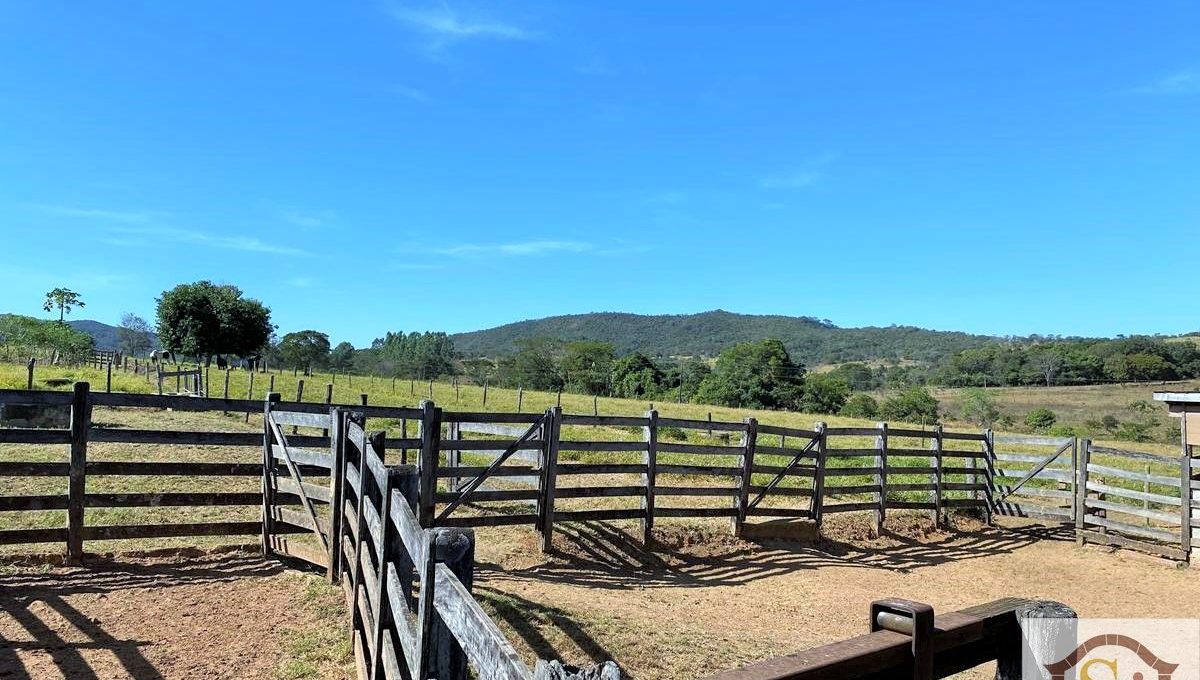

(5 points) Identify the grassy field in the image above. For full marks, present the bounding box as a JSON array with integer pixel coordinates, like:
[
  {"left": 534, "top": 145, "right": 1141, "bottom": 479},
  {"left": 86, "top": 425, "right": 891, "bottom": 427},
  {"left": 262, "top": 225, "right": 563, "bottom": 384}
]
[{"left": 3, "top": 360, "right": 1186, "bottom": 452}]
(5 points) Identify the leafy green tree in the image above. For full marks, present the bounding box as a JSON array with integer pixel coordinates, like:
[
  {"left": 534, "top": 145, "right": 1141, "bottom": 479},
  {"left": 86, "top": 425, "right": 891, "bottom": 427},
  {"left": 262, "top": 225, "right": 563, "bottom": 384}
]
[
  {"left": 1024, "top": 408, "right": 1057, "bottom": 432},
  {"left": 460, "top": 357, "right": 496, "bottom": 385},
  {"left": 328, "top": 341, "right": 356, "bottom": 373},
  {"left": 611, "top": 352, "right": 665, "bottom": 399},
  {"left": 694, "top": 339, "right": 805, "bottom": 409},
  {"left": 43, "top": 288, "right": 84, "bottom": 323},
  {"left": 0, "top": 314, "right": 94, "bottom": 363},
  {"left": 958, "top": 388, "right": 1001, "bottom": 427},
  {"left": 879, "top": 387, "right": 939, "bottom": 424},
  {"left": 561, "top": 341, "right": 615, "bottom": 395},
  {"left": 840, "top": 393, "right": 879, "bottom": 419},
  {"left": 278, "top": 330, "right": 330, "bottom": 374},
  {"left": 797, "top": 374, "right": 850, "bottom": 414},
  {"left": 826, "top": 362, "right": 877, "bottom": 391},
  {"left": 497, "top": 338, "right": 563, "bottom": 390},
  {"left": 375, "top": 331, "right": 456, "bottom": 379},
  {"left": 155, "top": 281, "right": 273, "bottom": 364},
  {"left": 117, "top": 313, "right": 154, "bottom": 356}
]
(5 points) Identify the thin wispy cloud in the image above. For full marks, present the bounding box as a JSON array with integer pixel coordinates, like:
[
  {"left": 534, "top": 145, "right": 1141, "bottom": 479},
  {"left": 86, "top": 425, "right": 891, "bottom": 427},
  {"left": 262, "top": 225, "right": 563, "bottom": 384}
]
[
  {"left": 106, "top": 225, "right": 310, "bottom": 256},
  {"left": 434, "top": 240, "right": 592, "bottom": 257},
  {"left": 287, "top": 277, "right": 314, "bottom": 288},
  {"left": 387, "top": 2, "right": 535, "bottom": 50},
  {"left": 391, "top": 85, "right": 433, "bottom": 103},
  {"left": 1135, "top": 69, "right": 1200, "bottom": 95},
  {"left": 761, "top": 153, "right": 839, "bottom": 190},
  {"left": 32, "top": 204, "right": 158, "bottom": 224},
  {"left": 279, "top": 209, "right": 335, "bottom": 229}
]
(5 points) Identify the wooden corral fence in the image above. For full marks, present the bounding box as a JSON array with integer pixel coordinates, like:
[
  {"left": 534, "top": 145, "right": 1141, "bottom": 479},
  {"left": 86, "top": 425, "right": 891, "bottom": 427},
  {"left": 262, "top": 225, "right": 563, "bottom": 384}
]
[
  {"left": 705, "top": 597, "right": 1065, "bottom": 680},
  {"left": 425, "top": 409, "right": 997, "bottom": 548},
  {"left": 335, "top": 416, "right": 535, "bottom": 680},
  {"left": 0, "top": 386, "right": 1195, "bottom": 567}
]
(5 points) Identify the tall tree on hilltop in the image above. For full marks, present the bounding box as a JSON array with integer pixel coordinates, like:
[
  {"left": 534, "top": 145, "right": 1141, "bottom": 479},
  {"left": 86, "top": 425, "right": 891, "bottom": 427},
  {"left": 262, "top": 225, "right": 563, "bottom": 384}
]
[{"left": 43, "top": 288, "right": 84, "bottom": 323}]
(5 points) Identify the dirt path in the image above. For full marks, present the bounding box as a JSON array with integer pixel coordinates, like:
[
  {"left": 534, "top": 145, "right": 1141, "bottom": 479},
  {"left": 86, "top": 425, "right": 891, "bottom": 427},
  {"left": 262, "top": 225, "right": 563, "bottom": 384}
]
[
  {"left": 474, "top": 516, "right": 1200, "bottom": 679},
  {"left": 0, "top": 548, "right": 345, "bottom": 680}
]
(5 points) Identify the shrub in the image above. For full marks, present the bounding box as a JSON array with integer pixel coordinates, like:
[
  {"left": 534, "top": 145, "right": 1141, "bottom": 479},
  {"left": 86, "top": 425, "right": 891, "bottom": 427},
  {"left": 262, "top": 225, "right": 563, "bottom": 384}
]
[
  {"left": 878, "top": 387, "right": 939, "bottom": 424},
  {"left": 1116, "top": 421, "right": 1157, "bottom": 442},
  {"left": 958, "top": 388, "right": 1000, "bottom": 427},
  {"left": 1024, "top": 408, "right": 1057, "bottom": 432},
  {"left": 657, "top": 425, "right": 686, "bottom": 441},
  {"left": 839, "top": 393, "right": 879, "bottom": 419}
]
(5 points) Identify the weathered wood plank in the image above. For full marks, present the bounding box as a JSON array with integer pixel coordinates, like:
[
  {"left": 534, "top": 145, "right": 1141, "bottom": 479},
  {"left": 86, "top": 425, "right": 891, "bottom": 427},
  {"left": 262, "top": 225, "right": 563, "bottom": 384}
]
[
  {"left": 657, "top": 442, "right": 744, "bottom": 456},
  {"left": 556, "top": 441, "right": 646, "bottom": 453},
  {"left": 555, "top": 508, "right": 645, "bottom": 521},
  {"left": 432, "top": 563, "right": 533, "bottom": 680},
  {"left": 0, "top": 429, "right": 72, "bottom": 444},
  {"left": 88, "top": 429, "right": 264, "bottom": 446},
  {"left": 0, "top": 526, "right": 69, "bottom": 545},
  {"left": 0, "top": 461, "right": 70, "bottom": 476},
  {"left": 0, "top": 495, "right": 68, "bottom": 511},
  {"left": 84, "top": 492, "right": 262, "bottom": 508}
]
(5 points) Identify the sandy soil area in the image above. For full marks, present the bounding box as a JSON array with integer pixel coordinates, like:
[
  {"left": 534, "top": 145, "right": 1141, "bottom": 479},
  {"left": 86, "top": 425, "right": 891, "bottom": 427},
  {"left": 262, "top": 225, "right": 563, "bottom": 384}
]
[
  {"left": 0, "top": 547, "right": 332, "bottom": 680},
  {"left": 473, "top": 515, "right": 1200, "bottom": 679}
]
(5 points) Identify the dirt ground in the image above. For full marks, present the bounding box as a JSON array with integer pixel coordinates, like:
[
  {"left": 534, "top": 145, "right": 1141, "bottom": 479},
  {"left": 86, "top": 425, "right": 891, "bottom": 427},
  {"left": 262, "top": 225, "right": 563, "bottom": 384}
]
[
  {"left": 473, "top": 515, "right": 1200, "bottom": 679},
  {"left": 0, "top": 547, "right": 348, "bottom": 680},
  {"left": 0, "top": 516, "right": 1197, "bottom": 679}
]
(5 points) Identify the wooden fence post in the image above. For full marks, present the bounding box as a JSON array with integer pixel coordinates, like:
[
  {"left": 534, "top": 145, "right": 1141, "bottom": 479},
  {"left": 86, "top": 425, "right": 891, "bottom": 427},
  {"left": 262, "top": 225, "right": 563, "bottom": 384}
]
[
  {"left": 418, "top": 400, "right": 441, "bottom": 527},
  {"left": 982, "top": 428, "right": 995, "bottom": 524},
  {"left": 245, "top": 372, "right": 255, "bottom": 423},
  {"left": 642, "top": 409, "right": 658, "bottom": 545},
  {"left": 874, "top": 422, "right": 887, "bottom": 535},
  {"left": 813, "top": 422, "right": 827, "bottom": 535},
  {"left": 293, "top": 379, "right": 305, "bottom": 435},
  {"left": 66, "top": 381, "right": 90, "bottom": 564},
  {"left": 1180, "top": 414, "right": 1192, "bottom": 560},
  {"left": 223, "top": 367, "right": 231, "bottom": 403},
  {"left": 322, "top": 384, "right": 334, "bottom": 437},
  {"left": 931, "top": 424, "right": 943, "bottom": 526},
  {"left": 539, "top": 407, "right": 562, "bottom": 553},
  {"left": 105, "top": 361, "right": 112, "bottom": 393},
  {"left": 1075, "top": 439, "right": 1091, "bottom": 546},
  {"left": 995, "top": 601, "right": 1078, "bottom": 680},
  {"left": 261, "top": 392, "right": 282, "bottom": 557},
  {"left": 427, "top": 528, "right": 475, "bottom": 680},
  {"left": 517, "top": 387, "right": 523, "bottom": 413},
  {"left": 734, "top": 417, "right": 757, "bottom": 537},
  {"left": 26, "top": 357, "right": 34, "bottom": 389},
  {"left": 363, "top": 433, "right": 393, "bottom": 680},
  {"left": 328, "top": 407, "right": 346, "bottom": 583}
]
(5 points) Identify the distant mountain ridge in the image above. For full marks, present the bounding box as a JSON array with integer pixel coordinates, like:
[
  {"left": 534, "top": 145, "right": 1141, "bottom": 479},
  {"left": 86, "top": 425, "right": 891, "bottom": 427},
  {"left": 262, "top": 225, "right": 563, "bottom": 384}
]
[
  {"left": 450, "top": 310, "right": 1001, "bottom": 366},
  {"left": 66, "top": 319, "right": 158, "bottom": 352}
]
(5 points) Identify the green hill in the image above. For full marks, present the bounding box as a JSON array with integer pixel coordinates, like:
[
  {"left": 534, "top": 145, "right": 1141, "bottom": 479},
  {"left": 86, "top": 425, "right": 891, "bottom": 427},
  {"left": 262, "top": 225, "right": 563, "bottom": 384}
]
[{"left": 450, "top": 310, "right": 999, "bottom": 365}]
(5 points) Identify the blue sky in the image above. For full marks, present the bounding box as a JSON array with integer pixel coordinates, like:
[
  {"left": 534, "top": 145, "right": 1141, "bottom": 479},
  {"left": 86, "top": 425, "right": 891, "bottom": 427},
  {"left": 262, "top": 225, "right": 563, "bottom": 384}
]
[{"left": 2, "top": 1, "right": 1198, "bottom": 347}]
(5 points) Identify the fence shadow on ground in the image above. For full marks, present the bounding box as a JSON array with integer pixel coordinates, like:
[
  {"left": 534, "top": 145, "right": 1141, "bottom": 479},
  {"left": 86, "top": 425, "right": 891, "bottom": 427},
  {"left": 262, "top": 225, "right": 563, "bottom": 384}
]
[
  {"left": 474, "top": 585, "right": 620, "bottom": 668},
  {"left": 0, "top": 549, "right": 282, "bottom": 680},
  {"left": 480, "top": 519, "right": 1067, "bottom": 592}
]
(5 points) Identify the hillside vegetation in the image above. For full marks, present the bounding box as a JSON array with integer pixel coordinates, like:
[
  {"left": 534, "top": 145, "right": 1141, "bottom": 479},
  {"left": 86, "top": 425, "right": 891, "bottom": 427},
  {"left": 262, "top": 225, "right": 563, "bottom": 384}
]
[{"left": 449, "top": 310, "right": 998, "bottom": 365}]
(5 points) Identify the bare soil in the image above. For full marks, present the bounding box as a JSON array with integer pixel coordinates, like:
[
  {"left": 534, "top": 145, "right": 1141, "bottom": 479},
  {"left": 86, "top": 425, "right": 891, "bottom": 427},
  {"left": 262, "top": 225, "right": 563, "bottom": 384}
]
[
  {"left": 1, "top": 516, "right": 1197, "bottom": 680},
  {"left": 0, "top": 547, "right": 345, "bottom": 680},
  {"left": 474, "top": 515, "right": 1200, "bottom": 679}
]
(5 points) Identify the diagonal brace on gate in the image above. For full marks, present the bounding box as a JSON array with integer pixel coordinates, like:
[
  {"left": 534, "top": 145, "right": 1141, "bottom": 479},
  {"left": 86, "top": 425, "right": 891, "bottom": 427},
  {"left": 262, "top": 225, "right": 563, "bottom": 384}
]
[
  {"left": 268, "top": 415, "right": 330, "bottom": 552},
  {"left": 435, "top": 413, "right": 549, "bottom": 523},
  {"left": 748, "top": 437, "right": 820, "bottom": 510},
  {"left": 995, "top": 440, "right": 1073, "bottom": 504}
]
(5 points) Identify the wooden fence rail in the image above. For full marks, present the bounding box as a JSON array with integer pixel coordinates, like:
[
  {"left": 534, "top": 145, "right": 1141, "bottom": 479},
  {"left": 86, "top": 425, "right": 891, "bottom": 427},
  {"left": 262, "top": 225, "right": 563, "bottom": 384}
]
[{"left": 0, "top": 387, "right": 1194, "bottom": 564}]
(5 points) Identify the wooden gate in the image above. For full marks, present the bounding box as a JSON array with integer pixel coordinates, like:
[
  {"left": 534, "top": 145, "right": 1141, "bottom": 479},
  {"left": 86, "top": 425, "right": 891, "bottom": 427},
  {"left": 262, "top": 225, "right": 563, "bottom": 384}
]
[
  {"left": 991, "top": 434, "right": 1077, "bottom": 523},
  {"left": 262, "top": 395, "right": 342, "bottom": 575}
]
